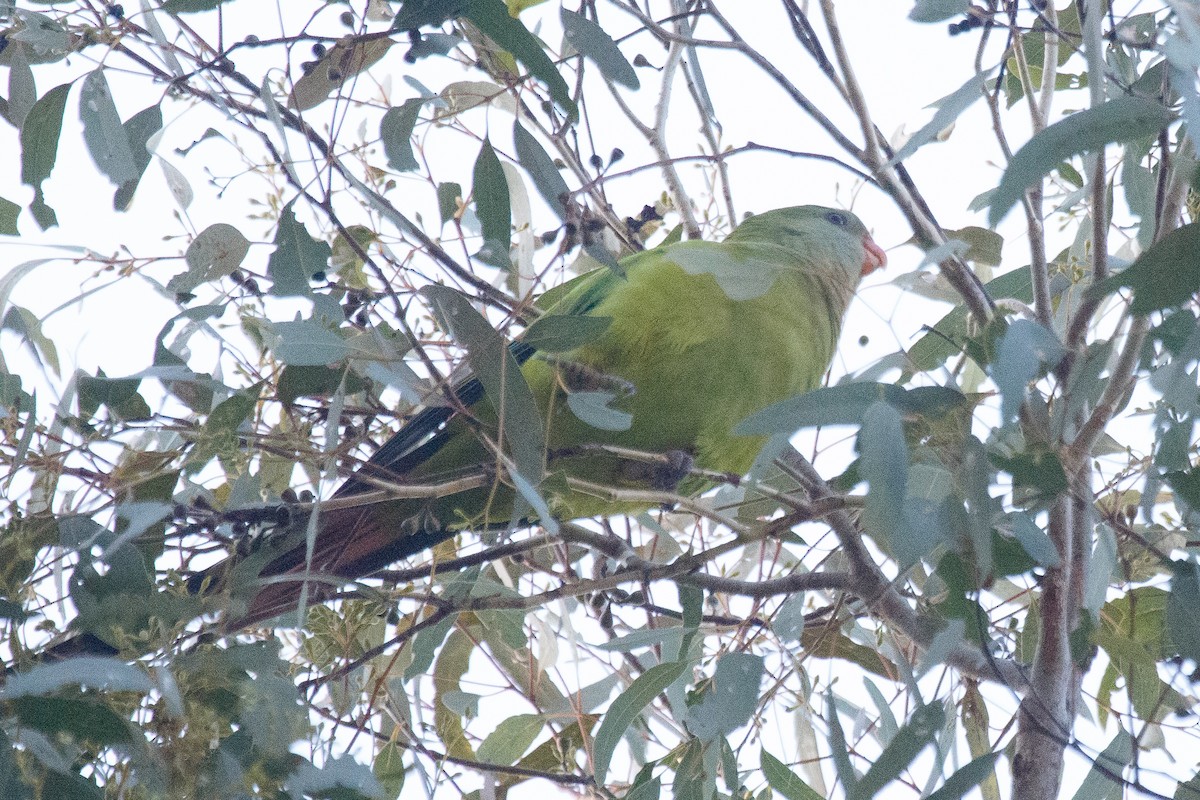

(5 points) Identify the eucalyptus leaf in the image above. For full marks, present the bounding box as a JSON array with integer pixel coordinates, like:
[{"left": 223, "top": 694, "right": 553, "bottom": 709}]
[
  {"left": 1093, "top": 223, "right": 1200, "bottom": 315},
  {"left": 464, "top": 0, "right": 575, "bottom": 118},
  {"left": 761, "top": 750, "right": 823, "bottom": 800},
  {"left": 989, "top": 96, "right": 1173, "bottom": 226},
  {"left": 514, "top": 121, "right": 570, "bottom": 218},
  {"left": 992, "top": 320, "right": 1065, "bottom": 423},
  {"left": 380, "top": 98, "right": 425, "bottom": 172},
  {"left": 423, "top": 284, "right": 545, "bottom": 482},
  {"left": 268, "top": 202, "right": 329, "bottom": 297},
  {"left": 561, "top": 9, "right": 639, "bottom": 89},
  {"left": 860, "top": 402, "right": 910, "bottom": 556},
  {"left": 20, "top": 82, "right": 70, "bottom": 229},
  {"left": 592, "top": 661, "right": 687, "bottom": 783},
  {"left": 890, "top": 71, "right": 989, "bottom": 163},
  {"left": 685, "top": 652, "right": 764, "bottom": 741},
  {"left": 1167, "top": 560, "right": 1200, "bottom": 664}
]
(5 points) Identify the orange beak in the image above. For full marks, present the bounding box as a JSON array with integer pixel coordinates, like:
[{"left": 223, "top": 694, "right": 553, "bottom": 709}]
[{"left": 862, "top": 234, "right": 887, "bottom": 276}]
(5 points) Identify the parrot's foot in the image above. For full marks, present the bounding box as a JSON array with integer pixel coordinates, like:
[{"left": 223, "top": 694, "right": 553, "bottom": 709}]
[
  {"left": 650, "top": 450, "right": 695, "bottom": 493},
  {"left": 400, "top": 504, "right": 443, "bottom": 537},
  {"left": 547, "top": 356, "right": 636, "bottom": 397}
]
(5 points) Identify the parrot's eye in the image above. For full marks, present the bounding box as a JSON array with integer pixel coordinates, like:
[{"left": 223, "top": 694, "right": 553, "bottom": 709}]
[{"left": 825, "top": 211, "right": 848, "bottom": 227}]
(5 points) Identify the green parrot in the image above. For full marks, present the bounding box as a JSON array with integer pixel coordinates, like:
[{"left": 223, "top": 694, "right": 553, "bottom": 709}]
[{"left": 215, "top": 205, "right": 886, "bottom": 624}]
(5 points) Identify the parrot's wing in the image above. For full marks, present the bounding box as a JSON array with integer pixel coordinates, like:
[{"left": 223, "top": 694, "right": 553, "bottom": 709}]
[{"left": 334, "top": 264, "right": 622, "bottom": 497}]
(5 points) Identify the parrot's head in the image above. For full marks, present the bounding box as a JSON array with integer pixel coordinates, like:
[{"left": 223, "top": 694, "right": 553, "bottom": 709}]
[{"left": 730, "top": 205, "right": 887, "bottom": 286}]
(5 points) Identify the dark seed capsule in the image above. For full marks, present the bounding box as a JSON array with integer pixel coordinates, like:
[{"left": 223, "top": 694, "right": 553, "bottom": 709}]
[
  {"left": 312, "top": 42, "right": 326, "bottom": 57},
  {"left": 609, "top": 147, "right": 625, "bottom": 164},
  {"left": 107, "top": 4, "right": 124, "bottom": 19},
  {"left": 340, "top": 11, "right": 354, "bottom": 26},
  {"left": 589, "top": 154, "right": 604, "bottom": 170}
]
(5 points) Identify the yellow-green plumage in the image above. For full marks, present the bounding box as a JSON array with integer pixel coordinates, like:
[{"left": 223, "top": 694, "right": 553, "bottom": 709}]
[{"left": 232, "top": 205, "right": 885, "bottom": 622}]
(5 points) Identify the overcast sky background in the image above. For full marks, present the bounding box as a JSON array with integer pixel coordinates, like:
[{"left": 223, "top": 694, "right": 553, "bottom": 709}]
[{"left": 0, "top": 2, "right": 1181, "bottom": 798}]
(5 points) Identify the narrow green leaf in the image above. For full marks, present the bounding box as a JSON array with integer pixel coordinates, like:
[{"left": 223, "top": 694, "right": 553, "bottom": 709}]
[
  {"left": 685, "top": 652, "right": 764, "bottom": 741},
  {"left": 566, "top": 391, "right": 633, "bottom": 431},
  {"left": 113, "top": 103, "right": 162, "bottom": 211},
  {"left": 906, "top": 267, "right": 1033, "bottom": 373},
  {"left": 521, "top": 313, "right": 610, "bottom": 352},
  {"left": 850, "top": 702, "right": 945, "bottom": 800},
  {"left": 594, "top": 625, "right": 683, "bottom": 653},
  {"left": 561, "top": 9, "right": 639, "bottom": 89},
  {"left": 437, "top": 181, "right": 463, "bottom": 225},
  {"left": 1168, "top": 560, "right": 1200, "bottom": 664},
  {"left": 12, "top": 696, "right": 132, "bottom": 746},
  {"left": 989, "top": 96, "right": 1173, "bottom": 226},
  {"left": 592, "top": 661, "right": 687, "bottom": 783},
  {"left": 944, "top": 225, "right": 1004, "bottom": 266},
  {"left": 268, "top": 319, "right": 352, "bottom": 367},
  {"left": 909, "top": 0, "right": 969, "bottom": 23},
  {"left": 268, "top": 202, "right": 329, "bottom": 297},
  {"left": 862, "top": 679, "right": 900, "bottom": 746},
  {"left": 3, "top": 657, "right": 153, "bottom": 698},
  {"left": 464, "top": 0, "right": 576, "bottom": 119},
  {"left": 1175, "top": 775, "right": 1200, "bottom": 800},
  {"left": 895, "top": 463, "right": 953, "bottom": 567},
  {"left": 0, "top": 197, "right": 19, "bottom": 236},
  {"left": 79, "top": 70, "right": 139, "bottom": 190},
  {"left": 475, "top": 714, "right": 543, "bottom": 765},
  {"left": 736, "top": 382, "right": 966, "bottom": 435},
  {"left": 514, "top": 121, "right": 570, "bottom": 219},
  {"left": 381, "top": 98, "right": 425, "bottom": 172},
  {"left": 860, "top": 402, "right": 910, "bottom": 558},
  {"left": 77, "top": 373, "right": 151, "bottom": 422},
  {"left": 473, "top": 138, "right": 511, "bottom": 255},
  {"left": 624, "top": 772, "right": 662, "bottom": 800},
  {"left": 283, "top": 755, "right": 385, "bottom": 800},
  {"left": 761, "top": 750, "right": 823, "bottom": 800},
  {"left": 393, "top": 0, "right": 470, "bottom": 29},
  {"left": 423, "top": 285, "right": 545, "bottom": 483},
  {"left": 992, "top": 319, "right": 1064, "bottom": 422},
  {"left": 403, "top": 612, "right": 457, "bottom": 681},
  {"left": 825, "top": 690, "right": 858, "bottom": 795},
  {"left": 6, "top": 42, "right": 36, "bottom": 129},
  {"left": 20, "top": 82, "right": 70, "bottom": 230},
  {"left": 1006, "top": 512, "right": 1060, "bottom": 567},
  {"left": 1069, "top": 730, "right": 1131, "bottom": 800},
  {"left": 161, "top": 0, "right": 229, "bottom": 11},
  {"left": 1093, "top": 223, "right": 1200, "bottom": 315},
  {"left": 889, "top": 72, "right": 988, "bottom": 164},
  {"left": 1166, "top": 468, "right": 1200, "bottom": 512},
  {"left": 925, "top": 752, "right": 1000, "bottom": 800}
]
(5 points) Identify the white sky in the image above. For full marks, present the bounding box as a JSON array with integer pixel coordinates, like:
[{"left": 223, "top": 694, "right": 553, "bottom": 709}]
[{"left": 0, "top": 1, "right": 1188, "bottom": 799}]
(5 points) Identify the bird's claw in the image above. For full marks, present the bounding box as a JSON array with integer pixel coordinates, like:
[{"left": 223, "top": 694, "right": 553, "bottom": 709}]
[{"left": 651, "top": 449, "right": 695, "bottom": 493}]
